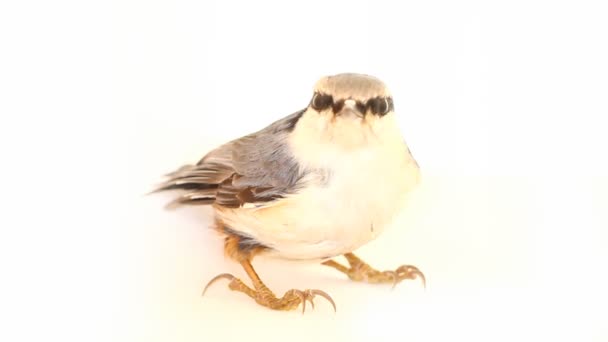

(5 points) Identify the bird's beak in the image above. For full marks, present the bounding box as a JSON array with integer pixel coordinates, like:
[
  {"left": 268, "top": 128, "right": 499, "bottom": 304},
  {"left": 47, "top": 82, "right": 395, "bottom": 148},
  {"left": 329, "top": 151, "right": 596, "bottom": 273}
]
[{"left": 337, "top": 99, "right": 364, "bottom": 118}]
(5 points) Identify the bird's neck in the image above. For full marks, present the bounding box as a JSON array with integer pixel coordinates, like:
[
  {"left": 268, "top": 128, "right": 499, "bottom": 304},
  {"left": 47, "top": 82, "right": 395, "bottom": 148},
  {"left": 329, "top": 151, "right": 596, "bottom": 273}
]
[{"left": 288, "top": 110, "right": 406, "bottom": 169}]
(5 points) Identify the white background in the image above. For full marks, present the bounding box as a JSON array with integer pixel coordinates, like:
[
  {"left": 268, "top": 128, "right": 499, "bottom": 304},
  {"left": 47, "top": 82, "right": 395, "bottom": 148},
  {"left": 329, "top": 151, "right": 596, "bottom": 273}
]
[{"left": 1, "top": 0, "right": 607, "bottom": 341}]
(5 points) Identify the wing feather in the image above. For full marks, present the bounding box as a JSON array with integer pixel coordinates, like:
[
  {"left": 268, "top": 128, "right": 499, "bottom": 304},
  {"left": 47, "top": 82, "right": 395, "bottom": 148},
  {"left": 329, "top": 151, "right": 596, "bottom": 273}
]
[{"left": 152, "top": 109, "right": 306, "bottom": 209}]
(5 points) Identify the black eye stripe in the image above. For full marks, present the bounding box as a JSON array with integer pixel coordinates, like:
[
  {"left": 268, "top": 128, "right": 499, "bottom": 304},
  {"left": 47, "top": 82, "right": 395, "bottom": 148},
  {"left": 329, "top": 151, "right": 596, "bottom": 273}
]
[
  {"left": 355, "top": 102, "right": 367, "bottom": 113},
  {"left": 367, "top": 96, "right": 393, "bottom": 116},
  {"left": 311, "top": 94, "right": 394, "bottom": 116},
  {"left": 332, "top": 99, "right": 345, "bottom": 113},
  {"left": 310, "top": 92, "right": 333, "bottom": 111}
]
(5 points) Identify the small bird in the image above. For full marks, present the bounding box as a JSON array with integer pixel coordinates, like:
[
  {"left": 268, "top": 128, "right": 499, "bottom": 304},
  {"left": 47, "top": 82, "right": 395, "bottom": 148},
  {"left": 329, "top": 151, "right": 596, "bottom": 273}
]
[{"left": 153, "top": 73, "right": 425, "bottom": 312}]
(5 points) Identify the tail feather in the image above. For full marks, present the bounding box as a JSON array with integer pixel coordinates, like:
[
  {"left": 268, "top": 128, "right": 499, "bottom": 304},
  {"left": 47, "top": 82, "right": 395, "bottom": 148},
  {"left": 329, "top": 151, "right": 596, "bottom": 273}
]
[
  {"left": 164, "top": 191, "right": 216, "bottom": 209},
  {"left": 151, "top": 163, "right": 229, "bottom": 209}
]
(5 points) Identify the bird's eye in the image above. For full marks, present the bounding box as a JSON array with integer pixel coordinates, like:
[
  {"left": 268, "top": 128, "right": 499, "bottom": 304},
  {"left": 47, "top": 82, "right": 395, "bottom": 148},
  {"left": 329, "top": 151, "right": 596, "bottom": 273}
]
[
  {"left": 369, "top": 97, "right": 392, "bottom": 116},
  {"left": 311, "top": 93, "right": 333, "bottom": 111}
]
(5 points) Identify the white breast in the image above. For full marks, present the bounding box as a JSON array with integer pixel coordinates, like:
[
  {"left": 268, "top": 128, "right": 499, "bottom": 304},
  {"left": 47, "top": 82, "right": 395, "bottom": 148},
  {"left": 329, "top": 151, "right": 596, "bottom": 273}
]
[{"left": 215, "top": 111, "right": 420, "bottom": 260}]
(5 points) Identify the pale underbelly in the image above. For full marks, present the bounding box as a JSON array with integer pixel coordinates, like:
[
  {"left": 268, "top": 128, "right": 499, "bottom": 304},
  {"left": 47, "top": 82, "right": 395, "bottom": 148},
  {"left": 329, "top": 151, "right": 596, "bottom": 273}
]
[
  {"left": 215, "top": 138, "right": 421, "bottom": 260},
  {"left": 215, "top": 180, "right": 412, "bottom": 260}
]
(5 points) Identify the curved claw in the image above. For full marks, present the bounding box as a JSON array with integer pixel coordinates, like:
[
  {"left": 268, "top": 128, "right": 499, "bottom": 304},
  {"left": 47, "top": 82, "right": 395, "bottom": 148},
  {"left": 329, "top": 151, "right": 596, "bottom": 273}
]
[
  {"left": 304, "top": 291, "right": 316, "bottom": 310},
  {"left": 396, "top": 265, "right": 426, "bottom": 289},
  {"left": 202, "top": 273, "right": 236, "bottom": 296},
  {"left": 293, "top": 289, "right": 336, "bottom": 313},
  {"left": 292, "top": 290, "right": 307, "bottom": 314},
  {"left": 381, "top": 270, "right": 399, "bottom": 289},
  {"left": 307, "top": 289, "right": 337, "bottom": 313}
]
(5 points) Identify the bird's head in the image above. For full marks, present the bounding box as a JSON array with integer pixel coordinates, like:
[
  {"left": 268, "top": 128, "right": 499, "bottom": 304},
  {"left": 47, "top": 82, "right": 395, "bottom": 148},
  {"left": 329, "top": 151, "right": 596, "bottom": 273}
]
[
  {"left": 309, "top": 73, "right": 393, "bottom": 121},
  {"left": 294, "top": 73, "right": 401, "bottom": 150}
]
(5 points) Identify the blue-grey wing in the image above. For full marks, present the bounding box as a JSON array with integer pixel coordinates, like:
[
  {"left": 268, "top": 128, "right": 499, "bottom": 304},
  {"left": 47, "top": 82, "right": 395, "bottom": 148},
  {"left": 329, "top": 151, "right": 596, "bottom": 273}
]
[{"left": 152, "top": 109, "right": 306, "bottom": 209}]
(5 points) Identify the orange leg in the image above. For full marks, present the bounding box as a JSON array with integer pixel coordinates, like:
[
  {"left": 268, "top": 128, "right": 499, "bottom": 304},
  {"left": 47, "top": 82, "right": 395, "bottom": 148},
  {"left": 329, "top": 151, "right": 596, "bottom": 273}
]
[
  {"left": 203, "top": 259, "right": 335, "bottom": 312},
  {"left": 322, "top": 253, "right": 426, "bottom": 288},
  {"left": 203, "top": 222, "right": 335, "bottom": 312}
]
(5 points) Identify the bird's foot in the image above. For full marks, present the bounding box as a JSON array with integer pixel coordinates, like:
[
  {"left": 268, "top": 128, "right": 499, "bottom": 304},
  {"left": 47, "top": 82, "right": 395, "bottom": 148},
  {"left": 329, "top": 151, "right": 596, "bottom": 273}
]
[
  {"left": 323, "top": 253, "right": 426, "bottom": 288},
  {"left": 203, "top": 273, "right": 336, "bottom": 313}
]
